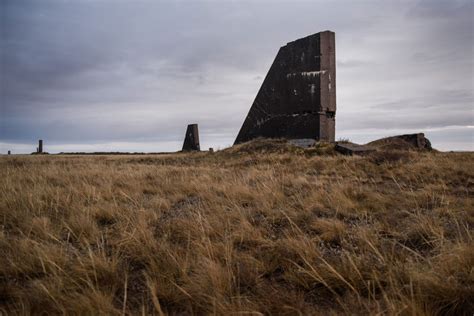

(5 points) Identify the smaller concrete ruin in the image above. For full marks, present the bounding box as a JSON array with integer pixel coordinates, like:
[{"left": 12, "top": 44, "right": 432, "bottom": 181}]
[
  {"left": 368, "top": 133, "right": 432, "bottom": 151},
  {"left": 182, "top": 124, "right": 200, "bottom": 151},
  {"left": 336, "top": 133, "right": 433, "bottom": 155}
]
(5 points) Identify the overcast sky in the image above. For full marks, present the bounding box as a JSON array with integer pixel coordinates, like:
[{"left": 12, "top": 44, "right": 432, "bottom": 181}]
[{"left": 1, "top": 0, "right": 473, "bottom": 153}]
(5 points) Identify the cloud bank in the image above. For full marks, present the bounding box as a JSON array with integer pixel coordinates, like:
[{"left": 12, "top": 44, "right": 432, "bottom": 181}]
[{"left": 1, "top": 0, "right": 473, "bottom": 153}]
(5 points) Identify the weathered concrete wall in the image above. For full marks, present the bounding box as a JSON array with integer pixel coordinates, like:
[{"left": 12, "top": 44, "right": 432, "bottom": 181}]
[
  {"left": 394, "top": 133, "right": 432, "bottom": 150},
  {"left": 368, "top": 133, "right": 432, "bottom": 150},
  {"left": 235, "top": 31, "right": 336, "bottom": 144},
  {"left": 38, "top": 140, "right": 43, "bottom": 153},
  {"left": 182, "top": 124, "right": 200, "bottom": 151}
]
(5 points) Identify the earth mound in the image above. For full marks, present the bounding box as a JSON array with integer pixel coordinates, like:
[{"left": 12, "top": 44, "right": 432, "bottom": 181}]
[{"left": 224, "top": 138, "right": 301, "bottom": 154}]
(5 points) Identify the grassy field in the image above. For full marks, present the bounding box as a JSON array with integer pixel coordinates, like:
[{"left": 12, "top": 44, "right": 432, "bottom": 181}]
[{"left": 1, "top": 140, "right": 473, "bottom": 315}]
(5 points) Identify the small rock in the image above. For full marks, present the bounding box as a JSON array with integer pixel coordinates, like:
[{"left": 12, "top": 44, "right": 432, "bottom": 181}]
[{"left": 288, "top": 138, "right": 316, "bottom": 148}]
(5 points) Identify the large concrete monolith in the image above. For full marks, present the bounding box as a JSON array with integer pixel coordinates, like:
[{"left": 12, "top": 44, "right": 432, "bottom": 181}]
[
  {"left": 235, "top": 31, "right": 336, "bottom": 144},
  {"left": 38, "top": 140, "right": 43, "bottom": 153},
  {"left": 182, "top": 124, "right": 200, "bottom": 151}
]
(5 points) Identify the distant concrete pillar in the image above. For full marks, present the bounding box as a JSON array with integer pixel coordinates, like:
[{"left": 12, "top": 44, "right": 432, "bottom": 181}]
[
  {"left": 38, "top": 140, "right": 43, "bottom": 153},
  {"left": 8, "top": 151, "right": 11, "bottom": 155},
  {"left": 182, "top": 124, "right": 200, "bottom": 151}
]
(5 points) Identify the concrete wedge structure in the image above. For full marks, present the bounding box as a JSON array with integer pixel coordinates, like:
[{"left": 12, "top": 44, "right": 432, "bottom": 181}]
[{"left": 235, "top": 31, "right": 336, "bottom": 144}]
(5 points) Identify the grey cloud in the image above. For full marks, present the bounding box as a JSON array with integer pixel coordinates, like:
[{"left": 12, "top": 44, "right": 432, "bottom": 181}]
[
  {"left": 370, "top": 89, "right": 474, "bottom": 110},
  {"left": 1, "top": 0, "right": 473, "bottom": 152},
  {"left": 407, "top": 0, "right": 473, "bottom": 19}
]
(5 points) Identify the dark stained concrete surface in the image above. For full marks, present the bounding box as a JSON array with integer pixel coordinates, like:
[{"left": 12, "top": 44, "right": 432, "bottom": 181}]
[
  {"left": 182, "top": 124, "right": 200, "bottom": 151},
  {"left": 235, "top": 31, "right": 336, "bottom": 144}
]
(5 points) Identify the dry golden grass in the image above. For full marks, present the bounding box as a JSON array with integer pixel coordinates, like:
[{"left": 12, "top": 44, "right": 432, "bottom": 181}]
[{"left": 1, "top": 140, "right": 473, "bottom": 315}]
